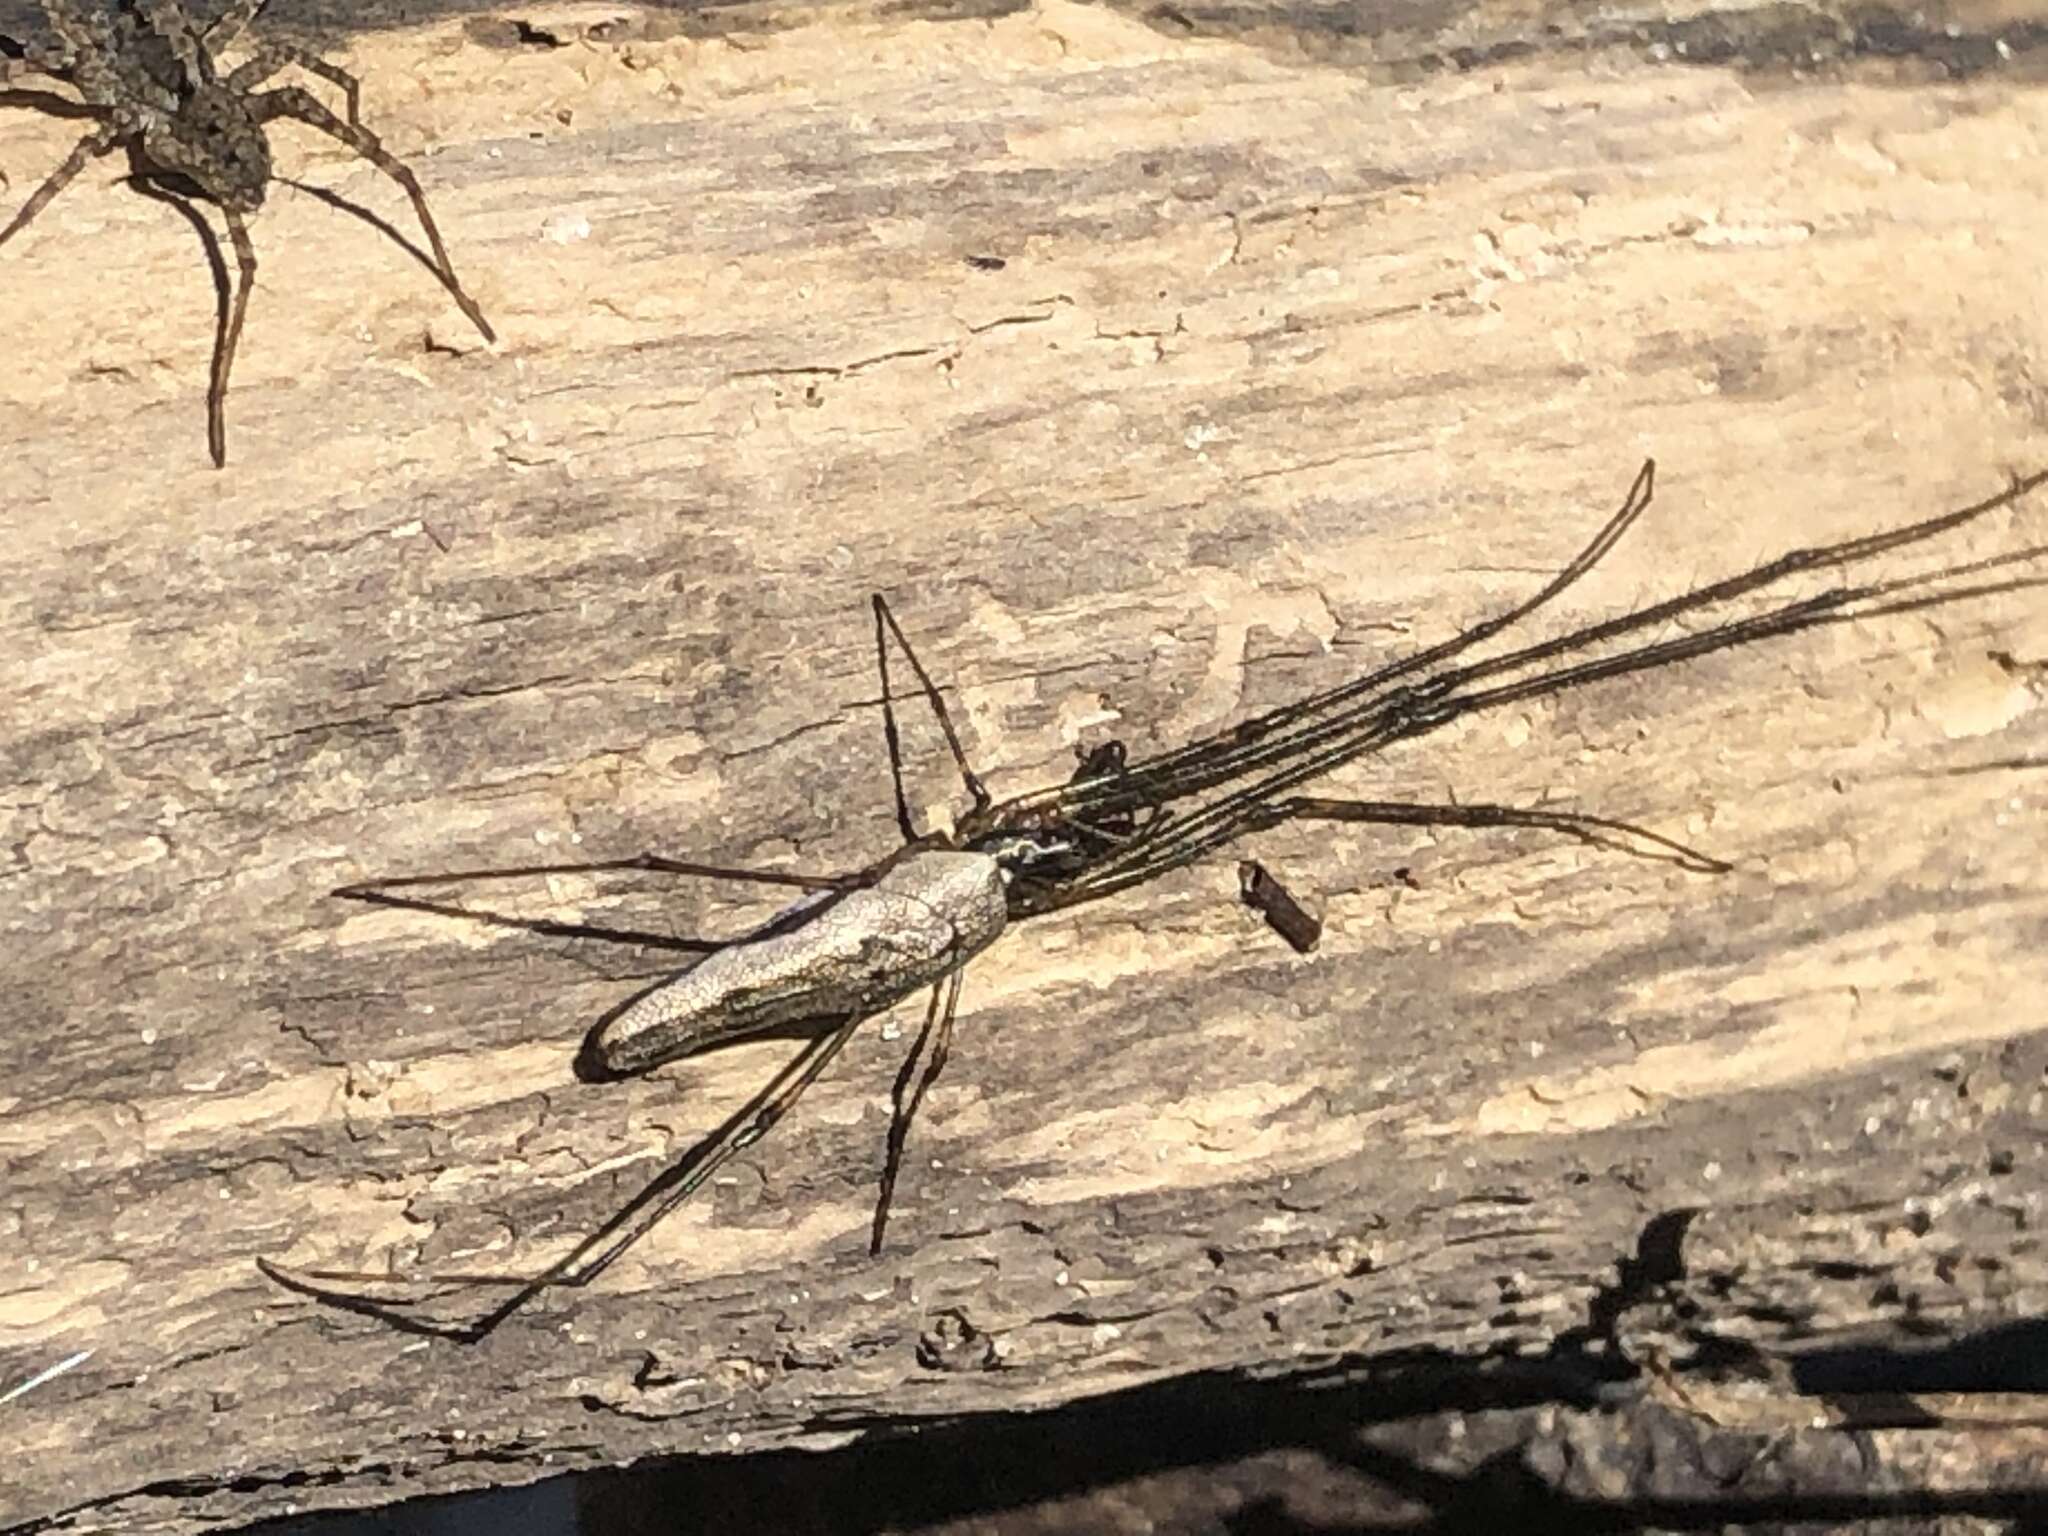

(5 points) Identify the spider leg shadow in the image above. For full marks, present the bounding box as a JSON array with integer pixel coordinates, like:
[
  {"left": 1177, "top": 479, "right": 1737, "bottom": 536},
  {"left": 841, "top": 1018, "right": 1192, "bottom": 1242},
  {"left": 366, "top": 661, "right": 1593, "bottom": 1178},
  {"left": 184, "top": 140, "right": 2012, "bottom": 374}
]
[
  {"left": 122, "top": 161, "right": 243, "bottom": 460},
  {"left": 122, "top": 167, "right": 229, "bottom": 307},
  {"left": 0, "top": 83, "right": 98, "bottom": 120},
  {"left": 277, "top": 172, "right": 456, "bottom": 306},
  {"left": 278, "top": 174, "right": 493, "bottom": 348}
]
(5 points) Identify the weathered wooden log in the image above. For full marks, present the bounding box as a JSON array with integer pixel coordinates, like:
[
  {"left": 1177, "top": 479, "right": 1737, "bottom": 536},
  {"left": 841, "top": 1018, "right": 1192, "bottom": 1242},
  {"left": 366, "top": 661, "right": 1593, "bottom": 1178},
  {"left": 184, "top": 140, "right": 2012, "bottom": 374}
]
[{"left": 3, "top": 0, "right": 2045, "bottom": 1528}]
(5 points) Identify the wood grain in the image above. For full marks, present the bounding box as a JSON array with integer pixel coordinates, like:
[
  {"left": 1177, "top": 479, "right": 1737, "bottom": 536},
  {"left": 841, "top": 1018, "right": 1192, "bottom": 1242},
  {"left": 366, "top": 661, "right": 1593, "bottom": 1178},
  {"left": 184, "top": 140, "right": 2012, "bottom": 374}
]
[{"left": 3, "top": 0, "right": 2046, "bottom": 1528}]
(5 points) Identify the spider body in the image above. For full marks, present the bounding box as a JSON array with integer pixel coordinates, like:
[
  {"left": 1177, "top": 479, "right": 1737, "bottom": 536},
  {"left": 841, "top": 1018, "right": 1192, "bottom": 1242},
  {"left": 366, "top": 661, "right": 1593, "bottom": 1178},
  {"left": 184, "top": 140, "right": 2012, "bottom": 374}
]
[
  {"left": 139, "top": 79, "right": 274, "bottom": 212},
  {"left": 1, "top": 0, "right": 493, "bottom": 466},
  {"left": 64, "top": 7, "right": 276, "bottom": 212}
]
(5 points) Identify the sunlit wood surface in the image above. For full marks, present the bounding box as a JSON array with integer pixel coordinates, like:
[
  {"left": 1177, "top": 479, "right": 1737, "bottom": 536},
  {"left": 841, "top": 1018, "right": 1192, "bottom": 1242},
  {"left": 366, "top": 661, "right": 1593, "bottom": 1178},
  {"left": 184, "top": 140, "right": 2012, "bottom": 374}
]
[{"left": 4, "top": 0, "right": 2046, "bottom": 1527}]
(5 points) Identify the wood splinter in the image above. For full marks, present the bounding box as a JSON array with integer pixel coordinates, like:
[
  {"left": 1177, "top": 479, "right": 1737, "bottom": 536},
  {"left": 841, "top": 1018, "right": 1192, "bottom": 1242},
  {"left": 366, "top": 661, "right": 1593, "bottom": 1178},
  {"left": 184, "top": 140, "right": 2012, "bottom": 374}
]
[{"left": 1239, "top": 859, "right": 1323, "bottom": 953}]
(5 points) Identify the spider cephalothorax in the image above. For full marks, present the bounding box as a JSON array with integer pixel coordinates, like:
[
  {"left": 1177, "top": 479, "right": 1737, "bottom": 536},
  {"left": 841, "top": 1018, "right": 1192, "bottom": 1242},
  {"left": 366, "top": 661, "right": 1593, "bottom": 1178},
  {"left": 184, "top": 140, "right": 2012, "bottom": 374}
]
[
  {"left": 1, "top": 0, "right": 494, "bottom": 465},
  {"left": 139, "top": 79, "right": 276, "bottom": 212}
]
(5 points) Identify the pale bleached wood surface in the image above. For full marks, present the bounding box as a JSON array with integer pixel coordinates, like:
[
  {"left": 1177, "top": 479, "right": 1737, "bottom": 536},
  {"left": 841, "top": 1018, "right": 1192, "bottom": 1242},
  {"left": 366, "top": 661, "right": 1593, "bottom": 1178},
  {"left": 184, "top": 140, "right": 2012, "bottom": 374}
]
[{"left": 4, "top": 0, "right": 2047, "bottom": 1529}]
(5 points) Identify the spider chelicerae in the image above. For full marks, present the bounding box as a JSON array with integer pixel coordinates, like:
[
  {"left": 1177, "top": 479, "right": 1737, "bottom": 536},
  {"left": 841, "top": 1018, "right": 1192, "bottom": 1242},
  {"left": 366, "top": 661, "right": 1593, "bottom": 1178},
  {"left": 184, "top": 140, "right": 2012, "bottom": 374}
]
[{"left": 0, "top": 0, "right": 496, "bottom": 466}]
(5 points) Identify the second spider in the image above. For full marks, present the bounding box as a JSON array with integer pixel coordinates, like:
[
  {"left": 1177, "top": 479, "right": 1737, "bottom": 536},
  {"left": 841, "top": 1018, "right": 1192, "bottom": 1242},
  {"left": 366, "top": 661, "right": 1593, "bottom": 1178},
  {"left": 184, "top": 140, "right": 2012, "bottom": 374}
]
[{"left": 0, "top": 0, "right": 495, "bottom": 467}]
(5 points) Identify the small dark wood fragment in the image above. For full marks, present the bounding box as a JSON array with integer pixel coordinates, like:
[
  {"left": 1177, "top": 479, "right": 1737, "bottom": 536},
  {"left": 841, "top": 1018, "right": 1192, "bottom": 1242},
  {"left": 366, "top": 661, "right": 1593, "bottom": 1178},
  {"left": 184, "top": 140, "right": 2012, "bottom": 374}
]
[{"left": 1239, "top": 859, "right": 1323, "bottom": 953}]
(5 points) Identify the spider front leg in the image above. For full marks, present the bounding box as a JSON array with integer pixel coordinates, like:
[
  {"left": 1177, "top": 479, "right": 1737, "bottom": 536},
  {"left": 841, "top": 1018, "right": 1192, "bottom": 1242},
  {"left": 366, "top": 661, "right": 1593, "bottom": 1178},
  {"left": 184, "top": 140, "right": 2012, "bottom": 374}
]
[
  {"left": 0, "top": 123, "right": 116, "bottom": 248},
  {"left": 250, "top": 83, "right": 494, "bottom": 342}
]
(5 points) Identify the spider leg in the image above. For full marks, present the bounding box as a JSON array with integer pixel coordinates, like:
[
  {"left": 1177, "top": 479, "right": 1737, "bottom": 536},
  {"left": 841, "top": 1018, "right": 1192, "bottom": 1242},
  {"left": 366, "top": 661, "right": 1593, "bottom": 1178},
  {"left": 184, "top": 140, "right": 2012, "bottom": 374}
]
[
  {"left": 122, "top": 171, "right": 246, "bottom": 468},
  {"left": 1243, "top": 795, "right": 1730, "bottom": 874},
  {"left": 260, "top": 1009, "right": 871, "bottom": 1340},
  {"left": 872, "top": 593, "right": 993, "bottom": 844},
  {"left": 249, "top": 83, "right": 494, "bottom": 342},
  {"left": 227, "top": 43, "right": 362, "bottom": 126},
  {"left": 210, "top": 205, "right": 260, "bottom": 467},
  {"left": 873, "top": 594, "right": 922, "bottom": 842},
  {"left": 341, "top": 851, "right": 855, "bottom": 897},
  {"left": 202, "top": 0, "right": 272, "bottom": 55},
  {"left": 870, "top": 967, "right": 962, "bottom": 1254},
  {"left": 0, "top": 123, "right": 115, "bottom": 248},
  {"left": 333, "top": 850, "right": 858, "bottom": 953}
]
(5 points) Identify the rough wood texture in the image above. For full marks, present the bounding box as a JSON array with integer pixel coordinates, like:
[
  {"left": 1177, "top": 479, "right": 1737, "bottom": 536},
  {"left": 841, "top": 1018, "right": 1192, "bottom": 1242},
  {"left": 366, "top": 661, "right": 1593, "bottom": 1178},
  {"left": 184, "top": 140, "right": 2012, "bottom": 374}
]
[{"left": 5, "top": 0, "right": 2047, "bottom": 1529}]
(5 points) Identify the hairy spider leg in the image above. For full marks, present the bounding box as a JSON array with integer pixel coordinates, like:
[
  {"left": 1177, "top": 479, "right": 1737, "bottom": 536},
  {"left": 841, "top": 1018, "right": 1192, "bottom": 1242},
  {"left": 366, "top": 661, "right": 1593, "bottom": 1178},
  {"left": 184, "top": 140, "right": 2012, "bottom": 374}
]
[
  {"left": 227, "top": 41, "right": 361, "bottom": 126},
  {"left": 120, "top": 169, "right": 239, "bottom": 451},
  {"left": 249, "top": 83, "right": 494, "bottom": 342},
  {"left": 260, "top": 1009, "right": 872, "bottom": 1342},
  {"left": 202, "top": 0, "right": 276, "bottom": 60},
  {"left": 871, "top": 966, "right": 964, "bottom": 1253},
  {"left": 1222, "top": 794, "right": 1721, "bottom": 955},
  {"left": 874, "top": 594, "right": 920, "bottom": 842},
  {"left": 121, "top": 161, "right": 260, "bottom": 468},
  {"left": 845, "top": 595, "right": 1000, "bottom": 1250},
  {"left": 342, "top": 852, "right": 853, "bottom": 894},
  {"left": 205, "top": 203, "right": 257, "bottom": 464},
  {"left": 872, "top": 593, "right": 994, "bottom": 841},
  {"left": 1257, "top": 458, "right": 1661, "bottom": 737},
  {"left": 0, "top": 121, "right": 116, "bottom": 245}
]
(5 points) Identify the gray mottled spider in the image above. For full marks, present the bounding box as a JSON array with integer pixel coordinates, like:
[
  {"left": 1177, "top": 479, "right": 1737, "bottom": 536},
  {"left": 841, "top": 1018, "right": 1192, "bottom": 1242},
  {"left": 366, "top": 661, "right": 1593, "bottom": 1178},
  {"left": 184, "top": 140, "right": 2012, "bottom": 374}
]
[{"left": 0, "top": 0, "right": 495, "bottom": 467}]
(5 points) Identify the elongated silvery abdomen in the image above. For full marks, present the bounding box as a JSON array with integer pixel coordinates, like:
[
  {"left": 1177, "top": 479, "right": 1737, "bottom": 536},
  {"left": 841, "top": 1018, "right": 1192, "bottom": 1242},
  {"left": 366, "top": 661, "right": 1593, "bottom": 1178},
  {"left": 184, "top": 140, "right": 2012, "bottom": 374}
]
[{"left": 585, "top": 850, "right": 1008, "bottom": 1079}]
